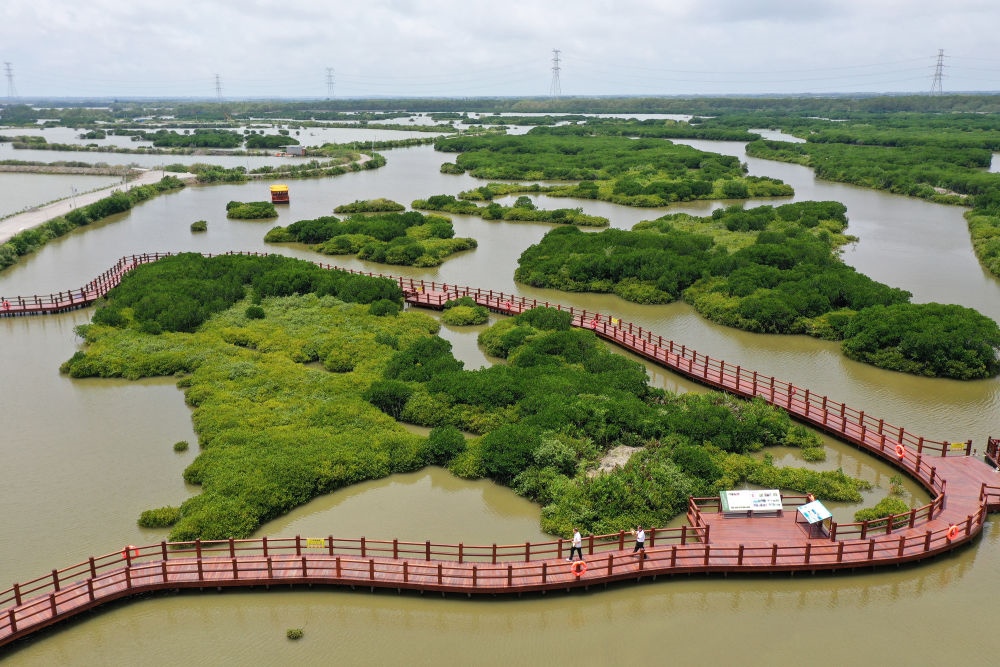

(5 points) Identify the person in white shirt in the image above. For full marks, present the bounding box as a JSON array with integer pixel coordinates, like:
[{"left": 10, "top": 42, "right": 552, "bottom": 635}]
[
  {"left": 632, "top": 526, "right": 647, "bottom": 559},
  {"left": 567, "top": 528, "right": 584, "bottom": 562}
]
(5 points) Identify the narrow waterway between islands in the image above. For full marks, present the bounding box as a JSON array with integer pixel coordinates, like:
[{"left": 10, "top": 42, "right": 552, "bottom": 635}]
[{"left": 2, "top": 136, "right": 999, "bottom": 665}]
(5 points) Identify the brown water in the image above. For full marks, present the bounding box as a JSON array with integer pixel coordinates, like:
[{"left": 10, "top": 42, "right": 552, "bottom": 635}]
[{"left": 2, "top": 138, "right": 1000, "bottom": 666}]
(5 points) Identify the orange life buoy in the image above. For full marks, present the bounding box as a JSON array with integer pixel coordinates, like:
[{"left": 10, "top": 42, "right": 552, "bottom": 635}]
[
  {"left": 947, "top": 525, "right": 960, "bottom": 541},
  {"left": 894, "top": 444, "right": 905, "bottom": 459},
  {"left": 570, "top": 560, "right": 588, "bottom": 577},
  {"left": 121, "top": 545, "right": 139, "bottom": 560},
  {"left": 806, "top": 493, "right": 815, "bottom": 503}
]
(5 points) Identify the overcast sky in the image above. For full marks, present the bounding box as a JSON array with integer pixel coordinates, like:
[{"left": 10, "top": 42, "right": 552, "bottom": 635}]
[{"left": 3, "top": 0, "right": 998, "bottom": 99}]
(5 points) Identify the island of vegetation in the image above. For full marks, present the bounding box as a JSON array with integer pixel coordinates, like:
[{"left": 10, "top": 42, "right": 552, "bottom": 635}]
[
  {"left": 333, "top": 198, "right": 406, "bottom": 214},
  {"left": 60, "top": 253, "right": 872, "bottom": 541},
  {"left": 433, "top": 129, "right": 793, "bottom": 207},
  {"left": 264, "top": 210, "right": 477, "bottom": 267},
  {"left": 515, "top": 201, "right": 1000, "bottom": 379},
  {"left": 226, "top": 200, "right": 277, "bottom": 219},
  {"left": 412, "top": 193, "right": 608, "bottom": 227}
]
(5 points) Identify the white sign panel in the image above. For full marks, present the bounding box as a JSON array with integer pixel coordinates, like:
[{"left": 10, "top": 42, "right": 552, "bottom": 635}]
[
  {"left": 797, "top": 500, "right": 832, "bottom": 525},
  {"left": 722, "top": 489, "right": 783, "bottom": 512}
]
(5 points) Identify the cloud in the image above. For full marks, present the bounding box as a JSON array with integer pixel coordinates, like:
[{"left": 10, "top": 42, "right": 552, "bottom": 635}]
[{"left": 2, "top": 0, "right": 998, "bottom": 97}]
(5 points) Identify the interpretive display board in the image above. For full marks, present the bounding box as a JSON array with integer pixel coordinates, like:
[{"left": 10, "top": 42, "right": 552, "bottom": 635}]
[
  {"left": 797, "top": 500, "right": 832, "bottom": 524},
  {"left": 720, "top": 489, "right": 783, "bottom": 515},
  {"left": 796, "top": 500, "right": 833, "bottom": 537}
]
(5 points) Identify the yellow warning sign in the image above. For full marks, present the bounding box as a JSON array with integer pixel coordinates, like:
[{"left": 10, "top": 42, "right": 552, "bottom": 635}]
[{"left": 306, "top": 538, "right": 326, "bottom": 549}]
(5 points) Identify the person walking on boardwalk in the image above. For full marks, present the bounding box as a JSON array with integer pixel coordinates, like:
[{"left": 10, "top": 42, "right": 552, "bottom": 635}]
[
  {"left": 567, "top": 528, "right": 584, "bottom": 562},
  {"left": 632, "top": 525, "right": 647, "bottom": 559}
]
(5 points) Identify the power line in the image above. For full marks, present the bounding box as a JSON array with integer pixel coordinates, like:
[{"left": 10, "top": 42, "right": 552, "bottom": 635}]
[
  {"left": 930, "top": 49, "right": 945, "bottom": 95},
  {"left": 4, "top": 62, "right": 16, "bottom": 100},
  {"left": 549, "top": 49, "right": 561, "bottom": 97}
]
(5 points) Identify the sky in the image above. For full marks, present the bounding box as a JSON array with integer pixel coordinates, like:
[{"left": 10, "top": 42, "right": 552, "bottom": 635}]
[{"left": 2, "top": 0, "right": 999, "bottom": 100}]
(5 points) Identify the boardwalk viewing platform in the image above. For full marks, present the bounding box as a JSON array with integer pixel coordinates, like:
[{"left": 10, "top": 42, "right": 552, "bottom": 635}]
[{"left": 2, "top": 252, "right": 999, "bottom": 649}]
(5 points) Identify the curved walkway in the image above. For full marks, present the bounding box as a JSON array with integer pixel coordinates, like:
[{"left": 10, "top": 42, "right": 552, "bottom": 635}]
[
  {"left": 1, "top": 253, "right": 999, "bottom": 649},
  {"left": 0, "top": 170, "right": 195, "bottom": 246}
]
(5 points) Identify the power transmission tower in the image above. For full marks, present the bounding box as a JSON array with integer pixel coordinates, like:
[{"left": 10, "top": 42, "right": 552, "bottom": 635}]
[
  {"left": 930, "top": 49, "right": 945, "bottom": 95},
  {"left": 215, "top": 73, "right": 223, "bottom": 101},
  {"left": 549, "top": 49, "right": 561, "bottom": 97},
  {"left": 326, "top": 67, "right": 335, "bottom": 98},
  {"left": 4, "top": 62, "right": 17, "bottom": 100}
]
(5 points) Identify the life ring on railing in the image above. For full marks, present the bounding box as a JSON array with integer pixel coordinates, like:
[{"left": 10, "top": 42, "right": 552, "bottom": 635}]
[
  {"left": 570, "top": 560, "right": 588, "bottom": 577},
  {"left": 121, "top": 544, "right": 140, "bottom": 560},
  {"left": 806, "top": 493, "right": 815, "bottom": 503},
  {"left": 947, "top": 525, "right": 960, "bottom": 541},
  {"left": 895, "top": 444, "right": 906, "bottom": 459}
]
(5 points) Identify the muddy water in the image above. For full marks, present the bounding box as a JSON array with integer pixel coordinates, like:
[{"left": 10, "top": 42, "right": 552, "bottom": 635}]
[{"left": 2, "top": 137, "right": 1000, "bottom": 665}]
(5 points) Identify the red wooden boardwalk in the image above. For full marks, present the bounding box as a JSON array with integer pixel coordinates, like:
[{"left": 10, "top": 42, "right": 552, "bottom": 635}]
[{"left": 2, "top": 253, "right": 999, "bottom": 649}]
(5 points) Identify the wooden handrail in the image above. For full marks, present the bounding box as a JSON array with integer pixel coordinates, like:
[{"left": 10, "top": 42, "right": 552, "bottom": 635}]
[{"left": 1, "top": 505, "right": 989, "bottom": 648}]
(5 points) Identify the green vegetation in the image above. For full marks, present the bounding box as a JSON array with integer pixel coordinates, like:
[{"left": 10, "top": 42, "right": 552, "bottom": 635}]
[
  {"left": 138, "top": 506, "right": 182, "bottom": 528},
  {"left": 840, "top": 303, "right": 1000, "bottom": 379},
  {"left": 853, "top": 496, "right": 911, "bottom": 526},
  {"left": 389, "top": 306, "right": 866, "bottom": 535},
  {"left": 286, "top": 629, "right": 304, "bottom": 640},
  {"left": 144, "top": 129, "right": 244, "bottom": 149},
  {"left": 413, "top": 193, "right": 608, "bottom": 227},
  {"left": 173, "top": 440, "right": 190, "bottom": 452},
  {"left": 739, "top": 112, "right": 1000, "bottom": 279},
  {"left": 0, "top": 176, "right": 185, "bottom": 273},
  {"left": 190, "top": 220, "right": 207, "bottom": 232},
  {"left": 61, "top": 256, "right": 868, "bottom": 540},
  {"left": 265, "top": 210, "right": 477, "bottom": 267},
  {"left": 440, "top": 296, "right": 490, "bottom": 326},
  {"left": 226, "top": 200, "right": 277, "bottom": 219},
  {"left": 334, "top": 198, "right": 406, "bottom": 214},
  {"left": 515, "top": 201, "right": 1000, "bottom": 378},
  {"left": 433, "top": 129, "right": 793, "bottom": 207},
  {"left": 245, "top": 134, "right": 299, "bottom": 150}
]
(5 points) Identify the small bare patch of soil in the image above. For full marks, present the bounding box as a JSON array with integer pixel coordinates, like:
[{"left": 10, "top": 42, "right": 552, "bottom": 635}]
[{"left": 589, "top": 444, "right": 642, "bottom": 477}]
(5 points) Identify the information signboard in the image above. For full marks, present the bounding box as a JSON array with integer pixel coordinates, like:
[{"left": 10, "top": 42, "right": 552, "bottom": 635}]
[
  {"left": 797, "top": 500, "right": 832, "bottom": 525},
  {"left": 721, "top": 489, "right": 783, "bottom": 513}
]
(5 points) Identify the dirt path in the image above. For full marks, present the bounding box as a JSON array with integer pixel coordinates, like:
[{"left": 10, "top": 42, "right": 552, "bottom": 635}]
[{"left": 0, "top": 169, "right": 195, "bottom": 245}]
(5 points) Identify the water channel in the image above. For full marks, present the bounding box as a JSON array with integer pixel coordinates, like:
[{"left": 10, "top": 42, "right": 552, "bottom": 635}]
[{"left": 1, "top": 126, "right": 999, "bottom": 665}]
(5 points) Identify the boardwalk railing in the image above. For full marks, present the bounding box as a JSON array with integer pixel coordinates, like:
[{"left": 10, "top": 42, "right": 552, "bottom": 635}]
[{"left": 1, "top": 504, "right": 989, "bottom": 649}]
